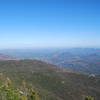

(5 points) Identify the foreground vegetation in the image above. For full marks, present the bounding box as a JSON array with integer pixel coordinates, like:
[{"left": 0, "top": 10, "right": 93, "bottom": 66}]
[
  {"left": 0, "top": 75, "right": 40, "bottom": 100},
  {"left": 84, "top": 96, "right": 94, "bottom": 100},
  {"left": 0, "top": 75, "right": 95, "bottom": 100}
]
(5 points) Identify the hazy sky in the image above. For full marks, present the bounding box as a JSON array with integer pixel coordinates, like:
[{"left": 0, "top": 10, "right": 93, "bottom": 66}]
[{"left": 0, "top": 0, "right": 100, "bottom": 48}]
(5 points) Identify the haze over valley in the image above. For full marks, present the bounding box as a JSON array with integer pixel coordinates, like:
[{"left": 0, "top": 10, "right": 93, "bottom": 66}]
[{"left": 0, "top": 48, "right": 100, "bottom": 74}]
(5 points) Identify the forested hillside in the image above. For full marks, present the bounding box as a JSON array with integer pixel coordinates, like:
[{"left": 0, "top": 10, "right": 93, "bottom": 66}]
[{"left": 0, "top": 60, "right": 100, "bottom": 100}]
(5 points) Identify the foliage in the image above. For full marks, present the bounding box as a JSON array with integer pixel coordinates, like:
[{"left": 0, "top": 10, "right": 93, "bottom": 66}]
[
  {"left": 0, "top": 76, "right": 40, "bottom": 100},
  {"left": 84, "top": 96, "right": 94, "bottom": 100}
]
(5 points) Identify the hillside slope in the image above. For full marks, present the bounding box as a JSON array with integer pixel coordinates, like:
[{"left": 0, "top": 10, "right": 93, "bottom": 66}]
[{"left": 0, "top": 60, "right": 100, "bottom": 100}]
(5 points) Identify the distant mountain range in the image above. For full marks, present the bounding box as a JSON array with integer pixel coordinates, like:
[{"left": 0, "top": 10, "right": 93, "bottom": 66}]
[
  {"left": 0, "top": 48, "right": 100, "bottom": 74},
  {"left": 0, "top": 53, "right": 13, "bottom": 60}
]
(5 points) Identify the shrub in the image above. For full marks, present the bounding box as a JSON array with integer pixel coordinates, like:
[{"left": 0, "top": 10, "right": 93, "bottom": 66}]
[
  {"left": 84, "top": 96, "right": 94, "bottom": 100},
  {"left": 0, "top": 76, "right": 40, "bottom": 100}
]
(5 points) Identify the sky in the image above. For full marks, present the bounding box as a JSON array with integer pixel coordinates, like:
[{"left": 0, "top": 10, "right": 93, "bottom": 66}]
[{"left": 0, "top": 0, "right": 100, "bottom": 49}]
